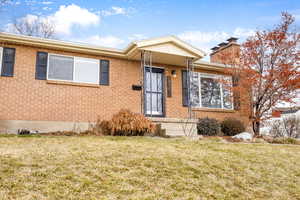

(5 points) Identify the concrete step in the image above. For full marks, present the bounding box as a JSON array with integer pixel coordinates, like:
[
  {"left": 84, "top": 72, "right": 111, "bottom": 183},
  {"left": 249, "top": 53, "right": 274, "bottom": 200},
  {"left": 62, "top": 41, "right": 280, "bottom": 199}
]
[{"left": 149, "top": 117, "right": 198, "bottom": 137}]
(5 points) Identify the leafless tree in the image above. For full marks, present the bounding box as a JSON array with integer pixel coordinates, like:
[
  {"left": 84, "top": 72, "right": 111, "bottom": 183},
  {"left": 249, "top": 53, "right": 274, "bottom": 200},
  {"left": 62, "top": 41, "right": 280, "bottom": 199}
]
[
  {"left": 180, "top": 118, "right": 198, "bottom": 138},
  {"left": 270, "top": 115, "right": 300, "bottom": 138},
  {"left": 282, "top": 115, "right": 300, "bottom": 138},
  {"left": 13, "top": 16, "right": 56, "bottom": 39},
  {"left": 270, "top": 120, "right": 284, "bottom": 138}
]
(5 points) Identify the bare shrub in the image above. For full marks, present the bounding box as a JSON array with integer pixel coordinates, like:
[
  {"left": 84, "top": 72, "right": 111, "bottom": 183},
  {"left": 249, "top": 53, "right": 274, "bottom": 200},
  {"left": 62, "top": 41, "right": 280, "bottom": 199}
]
[
  {"left": 282, "top": 115, "right": 300, "bottom": 138},
  {"left": 269, "top": 120, "right": 284, "bottom": 138},
  {"left": 180, "top": 118, "right": 197, "bottom": 137},
  {"left": 97, "top": 109, "right": 155, "bottom": 136},
  {"left": 270, "top": 116, "right": 300, "bottom": 138}
]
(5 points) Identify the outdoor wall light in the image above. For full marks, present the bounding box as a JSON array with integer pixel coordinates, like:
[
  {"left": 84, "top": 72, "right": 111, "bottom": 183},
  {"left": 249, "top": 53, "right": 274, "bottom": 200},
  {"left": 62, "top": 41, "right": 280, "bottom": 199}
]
[{"left": 171, "top": 70, "right": 177, "bottom": 78}]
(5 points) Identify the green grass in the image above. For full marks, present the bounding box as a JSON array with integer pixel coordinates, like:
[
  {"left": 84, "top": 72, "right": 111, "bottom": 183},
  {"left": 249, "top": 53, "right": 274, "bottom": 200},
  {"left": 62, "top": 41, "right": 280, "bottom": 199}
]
[{"left": 0, "top": 136, "right": 299, "bottom": 200}]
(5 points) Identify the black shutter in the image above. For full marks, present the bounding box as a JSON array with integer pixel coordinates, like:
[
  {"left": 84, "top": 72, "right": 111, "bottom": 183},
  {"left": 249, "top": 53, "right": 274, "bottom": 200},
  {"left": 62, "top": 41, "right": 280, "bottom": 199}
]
[
  {"left": 232, "top": 75, "right": 240, "bottom": 110},
  {"left": 1, "top": 48, "right": 15, "bottom": 77},
  {"left": 182, "top": 70, "right": 189, "bottom": 106},
  {"left": 35, "top": 52, "right": 48, "bottom": 80},
  {"left": 100, "top": 60, "right": 109, "bottom": 85},
  {"left": 166, "top": 76, "right": 172, "bottom": 97}
]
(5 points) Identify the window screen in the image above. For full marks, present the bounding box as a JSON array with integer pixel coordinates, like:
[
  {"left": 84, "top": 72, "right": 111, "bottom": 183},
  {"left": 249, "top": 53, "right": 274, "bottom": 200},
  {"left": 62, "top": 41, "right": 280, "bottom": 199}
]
[
  {"left": 190, "top": 72, "right": 200, "bottom": 107},
  {"left": 100, "top": 60, "right": 109, "bottom": 85},
  {"left": 1, "top": 48, "right": 16, "bottom": 77},
  {"left": 201, "top": 77, "right": 222, "bottom": 108},
  {"left": 74, "top": 57, "right": 99, "bottom": 84},
  {"left": 222, "top": 77, "right": 233, "bottom": 109},
  {"left": 48, "top": 54, "right": 74, "bottom": 81},
  {"left": 181, "top": 70, "right": 189, "bottom": 106},
  {"left": 35, "top": 52, "right": 48, "bottom": 80}
]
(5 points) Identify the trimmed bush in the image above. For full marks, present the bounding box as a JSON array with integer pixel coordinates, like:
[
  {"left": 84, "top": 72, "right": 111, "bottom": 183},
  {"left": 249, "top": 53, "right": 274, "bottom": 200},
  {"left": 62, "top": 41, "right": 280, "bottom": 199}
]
[
  {"left": 99, "top": 109, "right": 155, "bottom": 136},
  {"left": 197, "top": 117, "right": 220, "bottom": 136},
  {"left": 221, "top": 118, "right": 246, "bottom": 136}
]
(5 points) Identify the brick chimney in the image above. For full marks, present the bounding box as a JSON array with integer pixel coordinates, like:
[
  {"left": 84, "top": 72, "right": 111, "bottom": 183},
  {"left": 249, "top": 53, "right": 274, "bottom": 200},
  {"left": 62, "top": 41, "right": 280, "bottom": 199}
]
[{"left": 210, "top": 37, "right": 240, "bottom": 65}]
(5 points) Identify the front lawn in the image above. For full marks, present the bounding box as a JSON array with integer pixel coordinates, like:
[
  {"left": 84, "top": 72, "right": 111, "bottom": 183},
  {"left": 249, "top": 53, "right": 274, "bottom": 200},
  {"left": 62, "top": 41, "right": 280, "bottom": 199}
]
[{"left": 0, "top": 136, "right": 299, "bottom": 199}]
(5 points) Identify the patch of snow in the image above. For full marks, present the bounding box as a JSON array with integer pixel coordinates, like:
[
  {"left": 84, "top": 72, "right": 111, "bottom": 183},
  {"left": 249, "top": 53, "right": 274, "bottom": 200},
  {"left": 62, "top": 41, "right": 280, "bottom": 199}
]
[{"left": 232, "top": 132, "right": 253, "bottom": 140}]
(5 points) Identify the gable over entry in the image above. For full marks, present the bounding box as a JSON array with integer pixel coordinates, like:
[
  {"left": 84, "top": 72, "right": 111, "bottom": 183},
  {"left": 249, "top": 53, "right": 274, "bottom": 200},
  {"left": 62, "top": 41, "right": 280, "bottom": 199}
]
[{"left": 125, "top": 36, "right": 206, "bottom": 66}]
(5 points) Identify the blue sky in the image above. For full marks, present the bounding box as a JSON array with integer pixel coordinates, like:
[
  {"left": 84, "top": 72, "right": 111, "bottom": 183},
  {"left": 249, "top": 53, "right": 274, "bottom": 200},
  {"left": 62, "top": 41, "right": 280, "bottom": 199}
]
[{"left": 0, "top": 0, "right": 300, "bottom": 58}]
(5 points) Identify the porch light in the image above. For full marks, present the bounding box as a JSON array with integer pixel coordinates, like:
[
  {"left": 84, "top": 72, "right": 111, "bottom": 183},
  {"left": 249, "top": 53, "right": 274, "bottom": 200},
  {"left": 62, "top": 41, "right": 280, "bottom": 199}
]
[{"left": 171, "top": 70, "right": 177, "bottom": 78}]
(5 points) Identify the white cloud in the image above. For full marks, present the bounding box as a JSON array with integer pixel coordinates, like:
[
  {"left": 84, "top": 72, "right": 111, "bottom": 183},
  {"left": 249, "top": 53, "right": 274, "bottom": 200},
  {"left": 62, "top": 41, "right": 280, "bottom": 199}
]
[
  {"left": 290, "top": 9, "right": 300, "bottom": 21},
  {"left": 178, "top": 31, "right": 229, "bottom": 44},
  {"left": 41, "top": 1, "right": 53, "bottom": 5},
  {"left": 49, "top": 4, "right": 100, "bottom": 35},
  {"left": 6, "top": 4, "right": 100, "bottom": 36},
  {"left": 128, "top": 34, "right": 147, "bottom": 41},
  {"left": 178, "top": 31, "right": 230, "bottom": 54},
  {"left": 17, "top": 14, "right": 39, "bottom": 24},
  {"left": 42, "top": 6, "right": 52, "bottom": 11},
  {"left": 233, "top": 28, "right": 255, "bottom": 37},
  {"left": 101, "top": 6, "right": 131, "bottom": 16},
  {"left": 6, "top": 14, "right": 38, "bottom": 32},
  {"left": 178, "top": 28, "right": 255, "bottom": 60},
  {"left": 74, "top": 35, "right": 125, "bottom": 48}
]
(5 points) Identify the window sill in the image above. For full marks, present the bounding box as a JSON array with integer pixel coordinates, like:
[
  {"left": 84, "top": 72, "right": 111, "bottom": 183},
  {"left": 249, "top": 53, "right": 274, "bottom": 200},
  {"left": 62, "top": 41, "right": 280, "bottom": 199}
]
[
  {"left": 46, "top": 80, "right": 101, "bottom": 88},
  {"left": 192, "top": 107, "right": 235, "bottom": 113}
]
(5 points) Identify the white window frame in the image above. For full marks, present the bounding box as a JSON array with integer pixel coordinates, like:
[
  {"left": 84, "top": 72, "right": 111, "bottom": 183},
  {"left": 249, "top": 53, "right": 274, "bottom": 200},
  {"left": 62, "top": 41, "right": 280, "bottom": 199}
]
[
  {"left": 192, "top": 72, "right": 234, "bottom": 110},
  {"left": 47, "top": 53, "right": 100, "bottom": 85},
  {"left": 0, "top": 47, "right": 3, "bottom": 75}
]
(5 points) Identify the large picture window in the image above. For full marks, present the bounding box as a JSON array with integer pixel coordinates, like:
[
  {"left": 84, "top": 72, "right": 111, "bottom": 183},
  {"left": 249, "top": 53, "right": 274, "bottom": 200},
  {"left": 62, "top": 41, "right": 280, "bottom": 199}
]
[
  {"left": 190, "top": 72, "right": 233, "bottom": 109},
  {"left": 47, "top": 54, "right": 100, "bottom": 84},
  {"left": 48, "top": 55, "right": 74, "bottom": 81}
]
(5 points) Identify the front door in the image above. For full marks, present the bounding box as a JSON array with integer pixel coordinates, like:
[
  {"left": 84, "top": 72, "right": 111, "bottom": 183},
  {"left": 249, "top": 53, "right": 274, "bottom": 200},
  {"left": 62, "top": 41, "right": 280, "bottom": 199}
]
[{"left": 144, "top": 67, "right": 165, "bottom": 117}]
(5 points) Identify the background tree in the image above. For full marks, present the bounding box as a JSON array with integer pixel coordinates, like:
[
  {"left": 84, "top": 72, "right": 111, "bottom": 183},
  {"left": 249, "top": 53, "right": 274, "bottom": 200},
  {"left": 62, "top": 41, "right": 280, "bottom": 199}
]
[
  {"left": 12, "top": 15, "right": 56, "bottom": 39},
  {"left": 225, "top": 12, "right": 300, "bottom": 136}
]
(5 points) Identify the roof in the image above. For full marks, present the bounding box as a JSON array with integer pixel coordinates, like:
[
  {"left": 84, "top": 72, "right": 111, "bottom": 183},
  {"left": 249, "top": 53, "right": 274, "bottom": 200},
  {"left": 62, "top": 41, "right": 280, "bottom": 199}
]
[
  {"left": 0, "top": 32, "right": 226, "bottom": 69},
  {"left": 126, "top": 35, "right": 206, "bottom": 57},
  {"left": 274, "top": 106, "right": 300, "bottom": 112},
  {"left": 193, "top": 60, "right": 230, "bottom": 71}
]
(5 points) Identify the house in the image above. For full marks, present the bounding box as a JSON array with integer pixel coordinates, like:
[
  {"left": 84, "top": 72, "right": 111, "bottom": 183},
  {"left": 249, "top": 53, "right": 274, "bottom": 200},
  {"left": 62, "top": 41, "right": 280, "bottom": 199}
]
[
  {"left": 260, "top": 107, "right": 300, "bottom": 136},
  {"left": 0, "top": 32, "right": 249, "bottom": 135},
  {"left": 271, "top": 106, "right": 300, "bottom": 118}
]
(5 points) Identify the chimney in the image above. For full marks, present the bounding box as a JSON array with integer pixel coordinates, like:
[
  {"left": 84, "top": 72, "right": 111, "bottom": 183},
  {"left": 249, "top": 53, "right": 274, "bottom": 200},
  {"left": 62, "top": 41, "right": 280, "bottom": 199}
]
[{"left": 210, "top": 37, "right": 240, "bottom": 65}]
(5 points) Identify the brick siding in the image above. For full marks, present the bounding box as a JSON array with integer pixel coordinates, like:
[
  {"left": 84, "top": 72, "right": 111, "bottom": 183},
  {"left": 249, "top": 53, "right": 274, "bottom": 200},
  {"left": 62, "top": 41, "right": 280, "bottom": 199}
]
[{"left": 0, "top": 43, "right": 250, "bottom": 126}]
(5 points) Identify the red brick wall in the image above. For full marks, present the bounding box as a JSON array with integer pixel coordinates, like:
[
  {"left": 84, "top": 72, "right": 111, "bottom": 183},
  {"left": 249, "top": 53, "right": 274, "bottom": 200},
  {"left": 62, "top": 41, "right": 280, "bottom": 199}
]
[
  {"left": 0, "top": 43, "right": 249, "bottom": 126},
  {"left": 210, "top": 43, "right": 240, "bottom": 65}
]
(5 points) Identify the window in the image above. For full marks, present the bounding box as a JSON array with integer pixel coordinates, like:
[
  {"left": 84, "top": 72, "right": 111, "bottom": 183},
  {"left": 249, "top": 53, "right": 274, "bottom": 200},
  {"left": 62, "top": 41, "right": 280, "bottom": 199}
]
[
  {"left": 74, "top": 57, "right": 99, "bottom": 84},
  {"left": 190, "top": 72, "right": 233, "bottom": 109},
  {"left": 35, "top": 52, "right": 48, "bottom": 80},
  {"left": 99, "top": 60, "right": 109, "bottom": 85},
  {"left": 47, "top": 54, "right": 100, "bottom": 84},
  {"left": 222, "top": 76, "right": 233, "bottom": 109},
  {"left": 200, "top": 77, "right": 222, "bottom": 108},
  {"left": 0, "top": 47, "right": 3, "bottom": 74},
  {"left": 0, "top": 47, "right": 16, "bottom": 77},
  {"left": 48, "top": 54, "right": 74, "bottom": 81}
]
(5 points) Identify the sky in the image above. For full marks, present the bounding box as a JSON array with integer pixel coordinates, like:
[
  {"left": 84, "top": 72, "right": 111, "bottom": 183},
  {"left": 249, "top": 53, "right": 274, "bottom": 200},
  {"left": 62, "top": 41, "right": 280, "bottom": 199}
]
[{"left": 0, "top": 0, "right": 300, "bottom": 60}]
